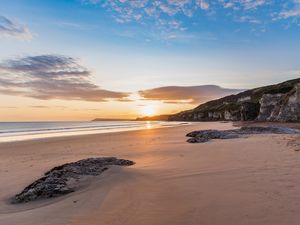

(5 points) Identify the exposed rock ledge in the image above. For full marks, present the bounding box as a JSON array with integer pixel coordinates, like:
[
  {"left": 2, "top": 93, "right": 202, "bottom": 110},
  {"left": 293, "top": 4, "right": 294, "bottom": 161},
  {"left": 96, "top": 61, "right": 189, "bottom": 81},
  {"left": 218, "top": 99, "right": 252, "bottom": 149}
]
[
  {"left": 12, "top": 157, "right": 135, "bottom": 203},
  {"left": 186, "top": 126, "right": 300, "bottom": 143}
]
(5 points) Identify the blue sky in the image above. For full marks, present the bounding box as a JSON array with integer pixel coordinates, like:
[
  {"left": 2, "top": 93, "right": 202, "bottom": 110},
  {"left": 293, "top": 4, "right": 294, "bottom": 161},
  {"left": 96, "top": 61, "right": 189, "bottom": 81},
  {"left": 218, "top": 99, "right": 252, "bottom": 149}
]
[{"left": 0, "top": 0, "right": 300, "bottom": 120}]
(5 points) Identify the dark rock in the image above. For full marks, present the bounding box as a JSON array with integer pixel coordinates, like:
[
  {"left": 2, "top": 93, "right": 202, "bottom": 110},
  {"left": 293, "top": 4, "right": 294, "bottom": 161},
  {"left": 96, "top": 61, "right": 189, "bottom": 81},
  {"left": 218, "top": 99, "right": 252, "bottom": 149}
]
[
  {"left": 12, "top": 157, "right": 134, "bottom": 203},
  {"left": 187, "top": 129, "right": 240, "bottom": 143},
  {"left": 240, "top": 102, "right": 260, "bottom": 121},
  {"left": 186, "top": 126, "right": 300, "bottom": 143},
  {"left": 238, "top": 126, "right": 300, "bottom": 134}
]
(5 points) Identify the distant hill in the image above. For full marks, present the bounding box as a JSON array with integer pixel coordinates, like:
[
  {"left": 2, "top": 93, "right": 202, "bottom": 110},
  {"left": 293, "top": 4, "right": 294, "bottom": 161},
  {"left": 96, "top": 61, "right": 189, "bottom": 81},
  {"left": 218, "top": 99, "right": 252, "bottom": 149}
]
[
  {"left": 135, "top": 114, "right": 170, "bottom": 121},
  {"left": 92, "top": 118, "right": 131, "bottom": 121},
  {"left": 169, "top": 78, "right": 300, "bottom": 122}
]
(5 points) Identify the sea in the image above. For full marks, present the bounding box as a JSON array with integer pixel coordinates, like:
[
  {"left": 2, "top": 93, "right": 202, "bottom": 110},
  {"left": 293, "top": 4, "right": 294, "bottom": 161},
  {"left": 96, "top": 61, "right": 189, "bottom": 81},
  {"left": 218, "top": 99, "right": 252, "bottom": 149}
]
[{"left": 0, "top": 121, "right": 187, "bottom": 143}]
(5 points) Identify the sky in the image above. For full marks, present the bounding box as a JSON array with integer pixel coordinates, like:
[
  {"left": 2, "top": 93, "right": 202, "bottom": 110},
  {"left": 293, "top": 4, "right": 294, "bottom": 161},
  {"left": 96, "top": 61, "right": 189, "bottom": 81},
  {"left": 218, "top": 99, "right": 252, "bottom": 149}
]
[{"left": 0, "top": 0, "right": 299, "bottom": 121}]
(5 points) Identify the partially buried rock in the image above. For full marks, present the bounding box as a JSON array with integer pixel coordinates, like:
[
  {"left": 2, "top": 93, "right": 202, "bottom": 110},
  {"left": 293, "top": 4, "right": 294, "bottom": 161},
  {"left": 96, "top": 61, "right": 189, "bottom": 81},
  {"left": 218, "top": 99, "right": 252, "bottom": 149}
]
[
  {"left": 186, "top": 129, "right": 240, "bottom": 143},
  {"left": 186, "top": 126, "right": 300, "bottom": 143},
  {"left": 12, "top": 157, "right": 134, "bottom": 203}
]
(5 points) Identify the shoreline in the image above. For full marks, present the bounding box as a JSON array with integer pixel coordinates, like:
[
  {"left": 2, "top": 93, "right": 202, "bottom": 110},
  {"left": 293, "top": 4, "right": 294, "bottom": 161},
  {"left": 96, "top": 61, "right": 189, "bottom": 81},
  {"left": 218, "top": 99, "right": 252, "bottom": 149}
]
[
  {"left": 2, "top": 120, "right": 298, "bottom": 145},
  {"left": 0, "top": 121, "right": 190, "bottom": 144},
  {"left": 1, "top": 122, "right": 300, "bottom": 225}
]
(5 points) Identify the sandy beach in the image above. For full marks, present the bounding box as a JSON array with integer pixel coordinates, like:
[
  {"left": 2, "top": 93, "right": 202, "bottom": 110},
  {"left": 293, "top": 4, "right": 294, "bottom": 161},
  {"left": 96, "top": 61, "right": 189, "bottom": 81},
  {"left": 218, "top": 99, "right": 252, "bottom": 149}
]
[{"left": 1, "top": 122, "right": 300, "bottom": 225}]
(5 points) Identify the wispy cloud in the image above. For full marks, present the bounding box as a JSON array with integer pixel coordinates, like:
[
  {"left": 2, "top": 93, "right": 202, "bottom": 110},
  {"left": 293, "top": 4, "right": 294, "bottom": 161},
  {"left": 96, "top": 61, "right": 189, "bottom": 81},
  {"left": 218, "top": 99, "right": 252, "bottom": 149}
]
[
  {"left": 139, "top": 85, "right": 244, "bottom": 104},
  {"left": 218, "top": 0, "right": 267, "bottom": 10},
  {"left": 277, "top": 8, "right": 300, "bottom": 20},
  {"left": 237, "top": 15, "right": 261, "bottom": 24},
  {"left": 85, "top": 0, "right": 209, "bottom": 33},
  {"left": 85, "top": 0, "right": 269, "bottom": 26},
  {"left": 52, "top": 21, "right": 98, "bottom": 30},
  {"left": 0, "top": 106, "right": 18, "bottom": 109},
  {"left": 84, "top": 0, "right": 300, "bottom": 37},
  {"left": 270, "top": 0, "right": 300, "bottom": 21},
  {"left": 29, "top": 105, "right": 49, "bottom": 108},
  {"left": 0, "top": 55, "right": 130, "bottom": 102},
  {"left": 0, "top": 15, "right": 32, "bottom": 40},
  {"left": 197, "top": 0, "right": 210, "bottom": 10}
]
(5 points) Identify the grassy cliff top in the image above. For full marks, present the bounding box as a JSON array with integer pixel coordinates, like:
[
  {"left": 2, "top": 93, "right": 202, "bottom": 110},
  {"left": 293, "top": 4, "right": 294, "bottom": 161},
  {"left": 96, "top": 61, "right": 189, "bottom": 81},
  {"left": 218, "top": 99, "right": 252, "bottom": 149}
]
[{"left": 174, "top": 78, "right": 300, "bottom": 116}]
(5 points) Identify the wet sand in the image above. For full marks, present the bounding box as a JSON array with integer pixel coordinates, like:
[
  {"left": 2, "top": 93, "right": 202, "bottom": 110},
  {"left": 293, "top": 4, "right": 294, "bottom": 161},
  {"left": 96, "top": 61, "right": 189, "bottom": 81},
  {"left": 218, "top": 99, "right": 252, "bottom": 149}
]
[{"left": 0, "top": 122, "right": 300, "bottom": 225}]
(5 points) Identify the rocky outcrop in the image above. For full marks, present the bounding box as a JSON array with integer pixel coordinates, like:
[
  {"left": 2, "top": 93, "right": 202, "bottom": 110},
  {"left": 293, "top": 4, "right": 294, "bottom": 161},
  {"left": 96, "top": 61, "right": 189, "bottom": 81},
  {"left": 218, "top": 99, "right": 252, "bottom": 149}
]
[
  {"left": 186, "top": 129, "right": 240, "bottom": 143},
  {"left": 169, "top": 78, "right": 300, "bottom": 122},
  {"left": 169, "top": 101, "right": 260, "bottom": 122},
  {"left": 186, "top": 126, "right": 300, "bottom": 143},
  {"left": 257, "top": 94, "right": 284, "bottom": 121},
  {"left": 240, "top": 102, "right": 261, "bottom": 121},
  {"left": 12, "top": 157, "right": 135, "bottom": 203},
  {"left": 277, "top": 84, "right": 300, "bottom": 122},
  {"left": 256, "top": 84, "right": 300, "bottom": 122}
]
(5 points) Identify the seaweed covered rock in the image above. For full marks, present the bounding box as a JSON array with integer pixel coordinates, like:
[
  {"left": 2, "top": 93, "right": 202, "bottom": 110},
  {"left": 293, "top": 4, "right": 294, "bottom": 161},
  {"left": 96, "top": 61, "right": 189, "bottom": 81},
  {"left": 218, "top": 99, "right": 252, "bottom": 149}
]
[{"left": 13, "top": 157, "right": 134, "bottom": 203}]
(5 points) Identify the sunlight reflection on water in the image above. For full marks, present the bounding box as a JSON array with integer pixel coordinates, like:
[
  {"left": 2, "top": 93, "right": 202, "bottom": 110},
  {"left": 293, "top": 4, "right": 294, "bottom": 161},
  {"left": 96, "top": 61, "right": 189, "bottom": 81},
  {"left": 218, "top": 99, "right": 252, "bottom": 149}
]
[{"left": 0, "top": 121, "right": 188, "bottom": 143}]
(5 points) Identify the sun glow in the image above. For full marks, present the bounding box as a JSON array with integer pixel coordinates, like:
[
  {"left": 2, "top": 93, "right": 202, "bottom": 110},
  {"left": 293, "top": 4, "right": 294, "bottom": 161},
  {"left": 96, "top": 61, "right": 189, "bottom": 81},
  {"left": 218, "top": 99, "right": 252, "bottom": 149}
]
[
  {"left": 140, "top": 105, "right": 157, "bottom": 117},
  {"left": 146, "top": 121, "right": 152, "bottom": 129}
]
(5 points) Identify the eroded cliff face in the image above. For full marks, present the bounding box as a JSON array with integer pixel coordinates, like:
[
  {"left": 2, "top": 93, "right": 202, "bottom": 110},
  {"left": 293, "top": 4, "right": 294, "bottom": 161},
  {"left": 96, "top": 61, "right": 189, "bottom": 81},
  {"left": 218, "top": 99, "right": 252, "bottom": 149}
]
[
  {"left": 278, "top": 84, "right": 300, "bottom": 122},
  {"left": 169, "top": 79, "right": 300, "bottom": 122},
  {"left": 169, "top": 101, "right": 260, "bottom": 122},
  {"left": 256, "top": 94, "right": 284, "bottom": 121},
  {"left": 257, "top": 84, "right": 300, "bottom": 122}
]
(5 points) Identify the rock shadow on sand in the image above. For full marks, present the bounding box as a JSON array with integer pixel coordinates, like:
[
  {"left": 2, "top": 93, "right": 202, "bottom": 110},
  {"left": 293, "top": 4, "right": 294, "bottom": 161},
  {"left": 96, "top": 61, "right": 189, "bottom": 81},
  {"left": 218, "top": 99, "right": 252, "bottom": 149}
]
[{"left": 12, "top": 157, "right": 134, "bottom": 204}]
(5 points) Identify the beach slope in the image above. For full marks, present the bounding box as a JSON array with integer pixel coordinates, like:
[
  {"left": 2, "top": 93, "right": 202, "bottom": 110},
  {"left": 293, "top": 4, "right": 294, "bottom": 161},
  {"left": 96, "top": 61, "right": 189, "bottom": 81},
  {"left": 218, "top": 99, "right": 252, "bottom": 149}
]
[{"left": 0, "top": 122, "right": 300, "bottom": 225}]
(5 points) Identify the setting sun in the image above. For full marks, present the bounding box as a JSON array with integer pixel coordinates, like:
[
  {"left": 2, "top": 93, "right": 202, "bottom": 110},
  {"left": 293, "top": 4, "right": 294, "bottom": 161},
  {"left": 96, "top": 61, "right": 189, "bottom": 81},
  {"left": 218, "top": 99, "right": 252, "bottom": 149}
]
[{"left": 140, "top": 105, "right": 157, "bottom": 117}]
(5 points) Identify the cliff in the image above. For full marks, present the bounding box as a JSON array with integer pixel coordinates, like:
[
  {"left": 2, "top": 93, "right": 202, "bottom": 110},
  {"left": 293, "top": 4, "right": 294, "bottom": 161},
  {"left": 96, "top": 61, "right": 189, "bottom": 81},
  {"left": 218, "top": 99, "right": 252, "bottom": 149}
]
[{"left": 168, "top": 78, "right": 300, "bottom": 122}]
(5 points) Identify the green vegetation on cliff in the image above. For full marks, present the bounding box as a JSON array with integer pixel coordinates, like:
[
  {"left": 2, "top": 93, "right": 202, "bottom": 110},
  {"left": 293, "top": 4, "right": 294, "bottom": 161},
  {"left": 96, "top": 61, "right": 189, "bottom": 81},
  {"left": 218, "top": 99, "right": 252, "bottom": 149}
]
[{"left": 169, "top": 78, "right": 300, "bottom": 121}]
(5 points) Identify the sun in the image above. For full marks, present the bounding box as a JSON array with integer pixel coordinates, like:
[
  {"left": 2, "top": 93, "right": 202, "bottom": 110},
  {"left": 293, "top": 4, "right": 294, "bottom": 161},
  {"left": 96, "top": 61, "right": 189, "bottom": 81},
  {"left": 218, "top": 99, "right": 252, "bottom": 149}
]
[{"left": 140, "top": 105, "right": 156, "bottom": 117}]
